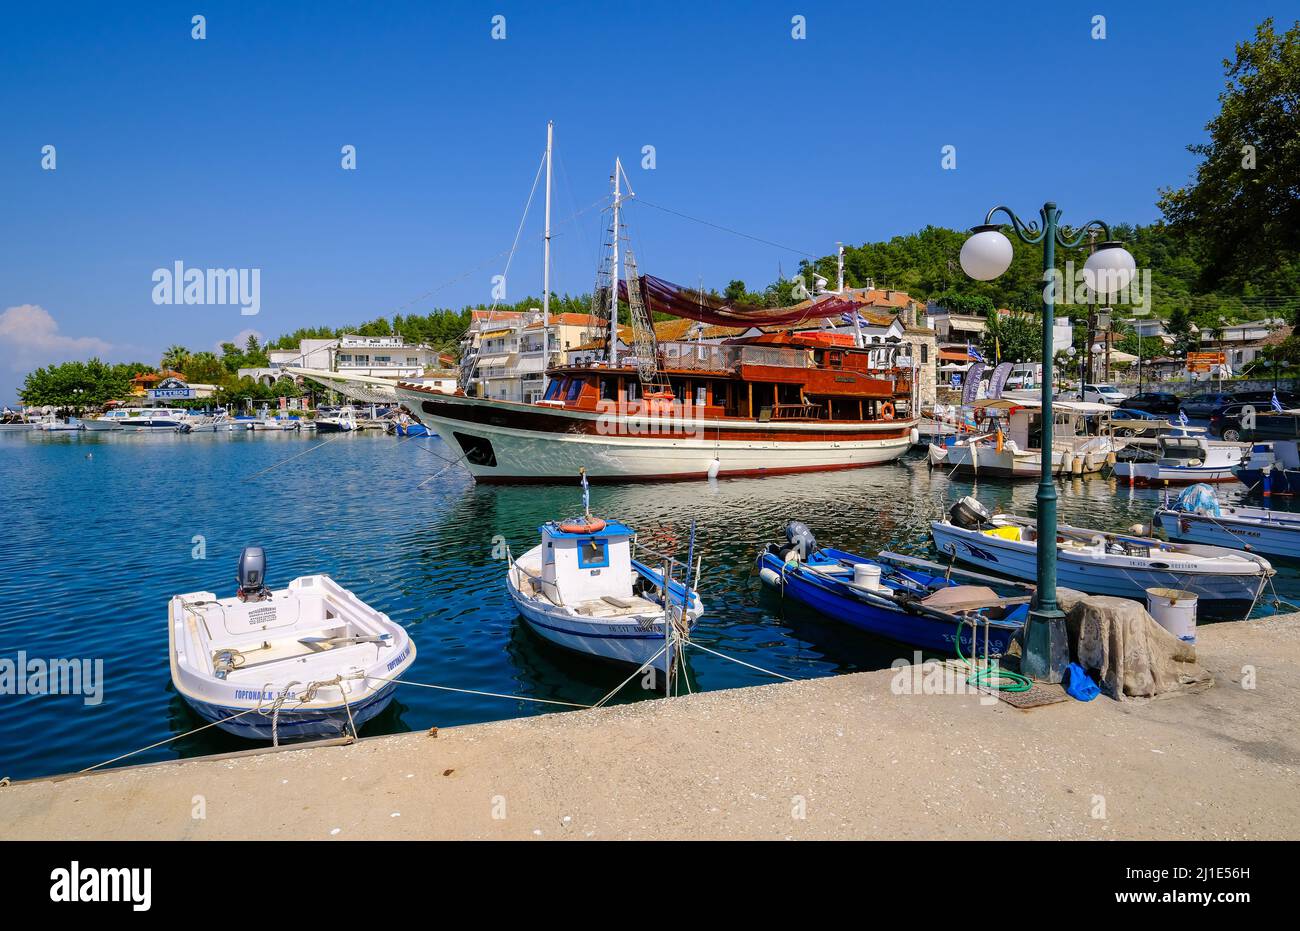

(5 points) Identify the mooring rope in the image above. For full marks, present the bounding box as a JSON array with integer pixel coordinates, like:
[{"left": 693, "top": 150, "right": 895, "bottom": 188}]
[{"left": 365, "top": 673, "right": 590, "bottom": 709}]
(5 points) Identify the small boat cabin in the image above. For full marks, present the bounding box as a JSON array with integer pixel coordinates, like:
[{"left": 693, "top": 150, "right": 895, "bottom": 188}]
[{"left": 536, "top": 520, "right": 636, "bottom": 607}]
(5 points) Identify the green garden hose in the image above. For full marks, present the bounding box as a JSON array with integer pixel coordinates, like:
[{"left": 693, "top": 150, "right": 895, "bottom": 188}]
[{"left": 954, "top": 617, "right": 1033, "bottom": 693}]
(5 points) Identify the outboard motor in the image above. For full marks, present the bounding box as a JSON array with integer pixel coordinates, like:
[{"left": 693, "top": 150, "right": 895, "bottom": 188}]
[
  {"left": 949, "top": 496, "right": 991, "bottom": 530},
  {"left": 784, "top": 521, "right": 819, "bottom": 561},
  {"left": 236, "top": 546, "right": 271, "bottom": 602}
]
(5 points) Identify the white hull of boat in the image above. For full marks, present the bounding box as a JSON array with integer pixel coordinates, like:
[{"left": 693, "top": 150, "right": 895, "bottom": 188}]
[
  {"left": 1155, "top": 506, "right": 1300, "bottom": 561},
  {"left": 169, "top": 574, "right": 416, "bottom": 740},
  {"left": 507, "top": 547, "right": 701, "bottom": 676},
  {"left": 930, "top": 519, "right": 1272, "bottom": 607},
  {"left": 1113, "top": 461, "right": 1241, "bottom": 484},
  {"left": 940, "top": 444, "right": 1112, "bottom": 478}
]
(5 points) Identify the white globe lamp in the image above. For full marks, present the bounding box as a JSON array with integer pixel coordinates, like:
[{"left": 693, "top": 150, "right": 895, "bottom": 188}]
[{"left": 960, "top": 225, "right": 1014, "bottom": 281}]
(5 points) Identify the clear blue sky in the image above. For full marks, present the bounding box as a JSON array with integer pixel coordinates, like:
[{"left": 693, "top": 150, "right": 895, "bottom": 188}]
[{"left": 0, "top": 0, "right": 1292, "bottom": 402}]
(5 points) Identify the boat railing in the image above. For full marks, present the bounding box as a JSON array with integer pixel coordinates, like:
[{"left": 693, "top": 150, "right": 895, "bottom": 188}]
[
  {"left": 658, "top": 341, "right": 740, "bottom": 373},
  {"left": 737, "top": 345, "right": 812, "bottom": 369}
]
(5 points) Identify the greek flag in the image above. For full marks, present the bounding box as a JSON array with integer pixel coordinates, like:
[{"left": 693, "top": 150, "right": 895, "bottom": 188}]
[
  {"left": 968, "top": 345, "right": 987, "bottom": 364},
  {"left": 1273, "top": 390, "right": 1284, "bottom": 412},
  {"left": 1178, "top": 409, "right": 1189, "bottom": 426},
  {"left": 840, "top": 311, "right": 868, "bottom": 327},
  {"left": 580, "top": 469, "right": 590, "bottom": 514}
]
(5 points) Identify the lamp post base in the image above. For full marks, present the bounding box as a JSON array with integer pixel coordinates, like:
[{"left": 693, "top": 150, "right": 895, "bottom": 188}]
[{"left": 1020, "top": 607, "right": 1069, "bottom": 683}]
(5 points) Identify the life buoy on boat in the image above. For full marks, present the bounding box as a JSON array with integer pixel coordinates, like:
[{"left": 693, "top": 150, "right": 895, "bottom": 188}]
[
  {"left": 880, "top": 401, "right": 896, "bottom": 421},
  {"left": 558, "top": 517, "right": 607, "bottom": 534}
]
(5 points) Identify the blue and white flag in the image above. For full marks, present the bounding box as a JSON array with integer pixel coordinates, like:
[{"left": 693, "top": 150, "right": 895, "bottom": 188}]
[
  {"left": 968, "top": 345, "right": 987, "bottom": 364},
  {"left": 1178, "top": 409, "right": 1189, "bottom": 426},
  {"left": 581, "top": 469, "right": 590, "bottom": 514},
  {"left": 1273, "top": 390, "right": 1284, "bottom": 412},
  {"left": 840, "top": 311, "right": 868, "bottom": 327}
]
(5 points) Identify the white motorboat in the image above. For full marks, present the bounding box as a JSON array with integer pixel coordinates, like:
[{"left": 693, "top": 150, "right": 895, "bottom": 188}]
[
  {"left": 1155, "top": 483, "right": 1300, "bottom": 561},
  {"left": 930, "top": 496, "right": 1273, "bottom": 614},
  {"left": 169, "top": 548, "right": 416, "bottom": 741},
  {"left": 314, "top": 406, "right": 358, "bottom": 433},
  {"left": 506, "top": 474, "right": 703, "bottom": 683},
  {"left": 33, "top": 414, "right": 85, "bottom": 432},
  {"left": 1113, "top": 428, "right": 1246, "bottom": 485},
  {"left": 117, "top": 407, "right": 194, "bottom": 432}
]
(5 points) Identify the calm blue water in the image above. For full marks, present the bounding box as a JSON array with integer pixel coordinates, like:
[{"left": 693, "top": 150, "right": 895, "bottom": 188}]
[{"left": 2, "top": 429, "right": 1296, "bottom": 780}]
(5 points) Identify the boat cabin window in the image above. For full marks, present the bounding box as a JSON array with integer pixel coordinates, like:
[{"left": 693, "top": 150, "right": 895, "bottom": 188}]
[
  {"left": 626, "top": 380, "right": 640, "bottom": 401},
  {"left": 600, "top": 377, "right": 617, "bottom": 401},
  {"left": 566, "top": 379, "right": 584, "bottom": 402},
  {"left": 543, "top": 378, "right": 564, "bottom": 402},
  {"left": 827, "top": 350, "right": 844, "bottom": 368},
  {"left": 577, "top": 537, "right": 610, "bottom": 569}
]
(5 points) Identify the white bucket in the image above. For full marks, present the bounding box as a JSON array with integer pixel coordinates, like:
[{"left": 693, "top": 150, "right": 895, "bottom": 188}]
[
  {"left": 1145, "top": 588, "right": 1198, "bottom": 644},
  {"left": 855, "top": 563, "right": 882, "bottom": 591}
]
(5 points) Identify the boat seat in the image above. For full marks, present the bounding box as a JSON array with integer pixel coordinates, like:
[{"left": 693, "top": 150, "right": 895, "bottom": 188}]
[
  {"left": 921, "top": 585, "right": 1000, "bottom": 610},
  {"left": 982, "top": 526, "right": 1021, "bottom": 542},
  {"left": 574, "top": 596, "right": 661, "bottom": 617}
]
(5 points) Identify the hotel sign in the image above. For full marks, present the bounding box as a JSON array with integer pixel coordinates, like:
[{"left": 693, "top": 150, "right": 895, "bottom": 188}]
[
  {"left": 147, "top": 377, "right": 196, "bottom": 400},
  {"left": 1186, "top": 351, "right": 1225, "bottom": 373}
]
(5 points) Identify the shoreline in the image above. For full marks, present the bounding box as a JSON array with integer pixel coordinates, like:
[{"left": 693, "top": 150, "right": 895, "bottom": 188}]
[{"left": 3, "top": 612, "right": 1299, "bottom": 840}]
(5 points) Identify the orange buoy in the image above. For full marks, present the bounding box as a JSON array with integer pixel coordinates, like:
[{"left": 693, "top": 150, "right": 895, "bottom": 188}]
[
  {"left": 880, "top": 401, "right": 896, "bottom": 420},
  {"left": 558, "top": 517, "right": 607, "bottom": 534}
]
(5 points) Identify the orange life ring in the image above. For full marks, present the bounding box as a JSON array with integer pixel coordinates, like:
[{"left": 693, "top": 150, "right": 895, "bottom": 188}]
[
  {"left": 880, "top": 401, "right": 896, "bottom": 421},
  {"left": 558, "top": 517, "right": 607, "bottom": 534}
]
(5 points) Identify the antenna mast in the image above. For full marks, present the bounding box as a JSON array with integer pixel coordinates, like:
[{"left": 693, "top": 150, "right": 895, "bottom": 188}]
[
  {"left": 608, "top": 159, "right": 623, "bottom": 365},
  {"left": 542, "top": 121, "right": 553, "bottom": 387}
]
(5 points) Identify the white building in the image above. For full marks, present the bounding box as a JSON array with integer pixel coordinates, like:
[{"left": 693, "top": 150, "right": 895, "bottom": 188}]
[
  {"left": 241, "top": 334, "right": 443, "bottom": 386},
  {"left": 465, "top": 309, "right": 605, "bottom": 402}
]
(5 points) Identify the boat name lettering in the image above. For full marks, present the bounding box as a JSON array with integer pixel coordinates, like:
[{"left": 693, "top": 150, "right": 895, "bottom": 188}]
[
  {"left": 248, "top": 606, "right": 277, "bottom": 625},
  {"left": 386, "top": 644, "right": 411, "bottom": 671},
  {"left": 234, "top": 688, "right": 294, "bottom": 701}
]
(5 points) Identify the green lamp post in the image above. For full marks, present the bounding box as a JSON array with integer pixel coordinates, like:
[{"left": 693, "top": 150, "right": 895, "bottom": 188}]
[{"left": 960, "top": 203, "right": 1135, "bottom": 682}]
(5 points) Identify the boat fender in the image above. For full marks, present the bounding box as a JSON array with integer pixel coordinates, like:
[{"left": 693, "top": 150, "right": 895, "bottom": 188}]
[
  {"left": 707, "top": 458, "right": 721, "bottom": 479},
  {"left": 759, "top": 566, "right": 783, "bottom": 588},
  {"left": 558, "top": 517, "right": 607, "bottom": 533},
  {"left": 910, "top": 427, "right": 919, "bottom": 445},
  {"left": 1090, "top": 534, "right": 1107, "bottom": 549},
  {"left": 880, "top": 401, "right": 895, "bottom": 421}
]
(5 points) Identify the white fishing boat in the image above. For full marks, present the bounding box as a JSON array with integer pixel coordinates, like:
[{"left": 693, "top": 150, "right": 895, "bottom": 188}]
[
  {"left": 0, "top": 407, "right": 39, "bottom": 430},
  {"left": 168, "top": 548, "right": 416, "bottom": 741},
  {"left": 1155, "top": 483, "right": 1300, "bottom": 561},
  {"left": 932, "top": 398, "right": 1121, "bottom": 478},
  {"left": 1112, "top": 428, "right": 1246, "bottom": 485},
  {"left": 930, "top": 496, "right": 1273, "bottom": 613},
  {"left": 506, "top": 473, "right": 703, "bottom": 682}
]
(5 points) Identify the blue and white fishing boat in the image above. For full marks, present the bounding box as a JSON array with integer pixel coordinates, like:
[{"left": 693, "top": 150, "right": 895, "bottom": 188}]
[
  {"left": 1112, "top": 425, "right": 1245, "bottom": 485},
  {"left": 757, "top": 522, "right": 1028, "bottom": 655},
  {"left": 1236, "top": 440, "right": 1300, "bottom": 494},
  {"left": 506, "top": 472, "right": 703, "bottom": 681},
  {"left": 169, "top": 547, "right": 416, "bottom": 741},
  {"left": 931, "top": 497, "right": 1273, "bottom": 614},
  {"left": 1155, "top": 483, "right": 1300, "bottom": 561}
]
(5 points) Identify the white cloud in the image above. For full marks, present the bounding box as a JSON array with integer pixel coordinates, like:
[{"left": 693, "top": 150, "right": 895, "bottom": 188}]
[
  {"left": 216, "top": 328, "right": 265, "bottom": 354},
  {"left": 0, "top": 304, "right": 114, "bottom": 373}
]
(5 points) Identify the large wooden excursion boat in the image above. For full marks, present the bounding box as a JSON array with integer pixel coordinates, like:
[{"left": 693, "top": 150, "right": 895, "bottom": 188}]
[{"left": 396, "top": 329, "right": 919, "bottom": 482}]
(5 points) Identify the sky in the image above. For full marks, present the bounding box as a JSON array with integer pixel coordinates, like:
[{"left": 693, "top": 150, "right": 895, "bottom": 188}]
[{"left": 0, "top": 0, "right": 1294, "bottom": 403}]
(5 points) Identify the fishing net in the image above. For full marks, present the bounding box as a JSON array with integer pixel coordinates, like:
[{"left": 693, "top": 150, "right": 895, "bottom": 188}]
[
  {"left": 1170, "top": 483, "right": 1222, "bottom": 516},
  {"left": 1057, "top": 590, "right": 1213, "bottom": 701}
]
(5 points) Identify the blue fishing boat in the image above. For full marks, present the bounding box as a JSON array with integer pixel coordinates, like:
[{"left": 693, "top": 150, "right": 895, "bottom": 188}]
[{"left": 757, "top": 522, "right": 1028, "bottom": 656}]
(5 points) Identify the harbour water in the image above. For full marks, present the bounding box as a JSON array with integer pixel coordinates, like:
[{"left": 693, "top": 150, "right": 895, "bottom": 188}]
[{"left": 2, "top": 429, "right": 1296, "bottom": 781}]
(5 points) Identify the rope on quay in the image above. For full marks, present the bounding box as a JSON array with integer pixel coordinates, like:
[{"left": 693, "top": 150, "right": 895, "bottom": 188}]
[
  {"left": 77, "top": 707, "right": 270, "bottom": 774},
  {"left": 366, "top": 674, "right": 591, "bottom": 709},
  {"left": 591, "top": 645, "right": 669, "bottom": 709}
]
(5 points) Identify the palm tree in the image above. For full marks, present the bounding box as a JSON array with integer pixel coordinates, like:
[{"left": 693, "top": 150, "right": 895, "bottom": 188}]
[{"left": 161, "top": 345, "right": 191, "bottom": 373}]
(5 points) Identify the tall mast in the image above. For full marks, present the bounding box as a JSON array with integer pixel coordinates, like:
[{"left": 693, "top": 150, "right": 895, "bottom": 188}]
[
  {"left": 609, "top": 158, "right": 621, "bottom": 365},
  {"left": 840, "top": 242, "right": 863, "bottom": 350},
  {"left": 542, "top": 121, "right": 553, "bottom": 384}
]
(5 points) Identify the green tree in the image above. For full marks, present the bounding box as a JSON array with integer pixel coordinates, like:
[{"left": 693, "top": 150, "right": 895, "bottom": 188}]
[
  {"left": 1157, "top": 18, "right": 1300, "bottom": 298},
  {"left": 982, "top": 313, "right": 1043, "bottom": 363},
  {"left": 161, "top": 345, "right": 190, "bottom": 372}
]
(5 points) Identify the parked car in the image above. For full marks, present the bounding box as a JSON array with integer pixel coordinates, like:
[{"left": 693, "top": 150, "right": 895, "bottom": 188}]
[
  {"left": 1229, "top": 389, "right": 1299, "bottom": 408},
  {"left": 1107, "top": 408, "right": 1163, "bottom": 438},
  {"left": 1122, "top": 391, "right": 1181, "bottom": 415},
  {"left": 1179, "top": 391, "right": 1234, "bottom": 418},
  {"left": 1209, "top": 395, "right": 1300, "bottom": 442},
  {"left": 1075, "top": 383, "right": 1128, "bottom": 405}
]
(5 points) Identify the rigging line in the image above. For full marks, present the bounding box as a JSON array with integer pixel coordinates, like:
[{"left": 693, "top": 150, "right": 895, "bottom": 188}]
[
  {"left": 241, "top": 433, "right": 351, "bottom": 482},
  {"left": 631, "top": 197, "right": 822, "bottom": 259},
  {"left": 365, "top": 674, "right": 589, "bottom": 708},
  {"left": 683, "top": 640, "right": 798, "bottom": 682}
]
